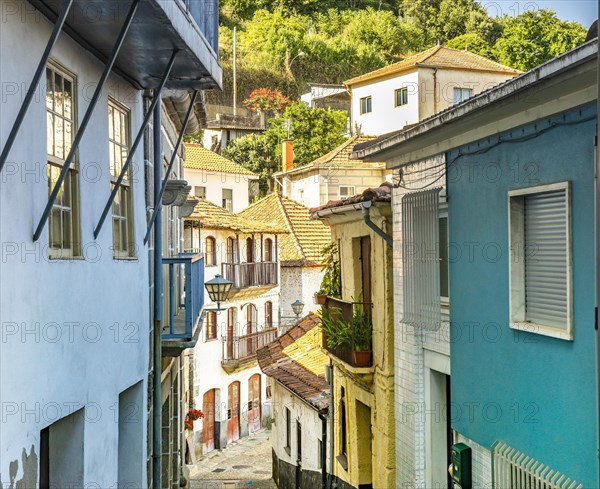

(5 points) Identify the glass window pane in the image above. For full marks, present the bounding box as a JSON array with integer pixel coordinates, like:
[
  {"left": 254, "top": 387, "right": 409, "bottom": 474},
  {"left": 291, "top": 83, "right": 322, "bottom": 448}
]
[
  {"left": 54, "top": 73, "right": 63, "bottom": 116},
  {"left": 50, "top": 208, "right": 62, "bottom": 249},
  {"left": 46, "top": 68, "right": 54, "bottom": 110},
  {"left": 113, "top": 217, "right": 122, "bottom": 251},
  {"left": 64, "top": 79, "right": 72, "bottom": 120},
  {"left": 62, "top": 209, "right": 72, "bottom": 249},
  {"left": 64, "top": 121, "right": 72, "bottom": 155},
  {"left": 54, "top": 117, "right": 64, "bottom": 159},
  {"left": 47, "top": 113, "right": 54, "bottom": 157}
]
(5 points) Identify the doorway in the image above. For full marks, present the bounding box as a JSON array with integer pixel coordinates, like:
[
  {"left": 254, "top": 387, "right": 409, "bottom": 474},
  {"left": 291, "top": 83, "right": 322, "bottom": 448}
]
[
  {"left": 248, "top": 374, "right": 262, "bottom": 433},
  {"left": 202, "top": 389, "right": 216, "bottom": 453},
  {"left": 227, "top": 381, "right": 241, "bottom": 444}
]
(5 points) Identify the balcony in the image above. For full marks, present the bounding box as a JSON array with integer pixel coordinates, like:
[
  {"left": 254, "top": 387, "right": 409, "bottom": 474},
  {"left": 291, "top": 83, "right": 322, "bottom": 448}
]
[
  {"left": 321, "top": 297, "right": 373, "bottom": 368},
  {"left": 221, "top": 262, "right": 278, "bottom": 289},
  {"left": 162, "top": 253, "right": 205, "bottom": 356},
  {"left": 221, "top": 328, "right": 278, "bottom": 373},
  {"left": 28, "top": 0, "right": 221, "bottom": 90}
]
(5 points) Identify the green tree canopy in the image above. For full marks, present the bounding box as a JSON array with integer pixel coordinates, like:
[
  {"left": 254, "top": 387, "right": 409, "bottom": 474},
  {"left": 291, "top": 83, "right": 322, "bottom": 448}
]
[{"left": 493, "top": 10, "right": 587, "bottom": 71}]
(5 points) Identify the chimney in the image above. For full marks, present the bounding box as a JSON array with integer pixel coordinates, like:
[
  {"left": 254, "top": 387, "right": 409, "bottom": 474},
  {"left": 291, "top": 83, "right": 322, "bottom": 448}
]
[{"left": 282, "top": 140, "right": 294, "bottom": 172}]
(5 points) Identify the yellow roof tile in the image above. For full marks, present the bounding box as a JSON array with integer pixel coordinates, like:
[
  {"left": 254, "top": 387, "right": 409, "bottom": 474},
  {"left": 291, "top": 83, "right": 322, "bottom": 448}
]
[
  {"left": 345, "top": 45, "right": 521, "bottom": 86},
  {"left": 186, "top": 199, "right": 286, "bottom": 234},
  {"left": 183, "top": 143, "right": 258, "bottom": 177},
  {"left": 238, "top": 193, "right": 332, "bottom": 266}
]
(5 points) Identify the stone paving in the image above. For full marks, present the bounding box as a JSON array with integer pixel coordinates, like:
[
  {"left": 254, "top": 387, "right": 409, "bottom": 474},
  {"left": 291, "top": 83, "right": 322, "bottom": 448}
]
[{"left": 188, "top": 429, "right": 277, "bottom": 489}]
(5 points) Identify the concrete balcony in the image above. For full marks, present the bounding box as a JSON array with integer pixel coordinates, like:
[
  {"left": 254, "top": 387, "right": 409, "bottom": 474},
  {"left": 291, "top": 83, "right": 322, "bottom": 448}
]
[
  {"left": 162, "top": 253, "right": 205, "bottom": 356},
  {"left": 27, "top": 0, "right": 222, "bottom": 90},
  {"left": 221, "top": 328, "right": 278, "bottom": 373},
  {"left": 221, "top": 262, "right": 278, "bottom": 290}
]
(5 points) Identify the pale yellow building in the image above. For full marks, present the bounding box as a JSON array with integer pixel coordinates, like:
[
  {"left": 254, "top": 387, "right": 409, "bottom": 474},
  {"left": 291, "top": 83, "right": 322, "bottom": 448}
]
[{"left": 310, "top": 183, "right": 394, "bottom": 489}]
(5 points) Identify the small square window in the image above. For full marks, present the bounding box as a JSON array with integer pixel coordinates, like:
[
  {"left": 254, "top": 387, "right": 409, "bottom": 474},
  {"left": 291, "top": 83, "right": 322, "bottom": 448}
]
[
  {"left": 395, "top": 87, "right": 409, "bottom": 107},
  {"left": 195, "top": 186, "right": 206, "bottom": 199},
  {"left": 339, "top": 186, "right": 356, "bottom": 200},
  {"left": 359, "top": 96, "right": 372, "bottom": 115},
  {"left": 508, "top": 182, "right": 572, "bottom": 340},
  {"left": 453, "top": 87, "right": 473, "bottom": 105},
  {"left": 222, "top": 188, "right": 233, "bottom": 211}
]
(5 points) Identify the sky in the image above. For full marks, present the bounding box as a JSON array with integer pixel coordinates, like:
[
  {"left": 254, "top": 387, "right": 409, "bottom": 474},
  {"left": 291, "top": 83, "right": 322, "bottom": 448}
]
[{"left": 479, "top": 0, "right": 597, "bottom": 26}]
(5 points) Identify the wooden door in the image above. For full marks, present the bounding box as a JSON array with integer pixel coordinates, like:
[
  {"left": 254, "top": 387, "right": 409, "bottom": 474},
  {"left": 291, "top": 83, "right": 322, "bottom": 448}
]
[
  {"left": 246, "top": 305, "right": 256, "bottom": 355},
  {"left": 227, "top": 382, "right": 240, "bottom": 443},
  {"left": 361, "top": 236, "right": 372, "bottom": 305},
  {"left": 248, "top": 374, "right": 261, "bottom": 433},
  {"left": 202, "top": 389, "right": 215, "bottom": 453},
  {"left": 227, "top": 308, "right": 234, "bottom": 359}
]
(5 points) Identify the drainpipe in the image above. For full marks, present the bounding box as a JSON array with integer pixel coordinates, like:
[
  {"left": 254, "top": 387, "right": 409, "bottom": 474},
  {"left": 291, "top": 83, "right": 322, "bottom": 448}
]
[
  {"left": 153, "top": 95, "right": 163, "bottom": 489},
  {"left": 328, "top": 360, "right": 334, "bottom": 489},
  {"left": 362, "top": 201, "right": 392, "bottom": 247},
  {"left": 433, "top": 68, "right": 438, "bottom": 114},
  {"left": 319, "top": 412, "right": 327, "bottom": 489}
]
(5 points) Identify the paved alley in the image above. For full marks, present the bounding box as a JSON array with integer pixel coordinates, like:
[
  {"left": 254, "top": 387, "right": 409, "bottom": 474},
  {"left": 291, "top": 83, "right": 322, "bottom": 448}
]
[{"left": 189, "top": 430, "right": 277, "bottom": 489}]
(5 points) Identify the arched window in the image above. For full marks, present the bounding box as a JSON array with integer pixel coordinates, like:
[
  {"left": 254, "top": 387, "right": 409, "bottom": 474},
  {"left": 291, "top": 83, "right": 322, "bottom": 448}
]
[
  {"left": 264, "top": 238, "right": 273, "bottom": 262},
  {"left": 205, "top": 236, "right": 216, "bottom": 266},
  {"left": 265, "top": 301, "right": 273, "bottom": 328},
  {"left": 226, "top": 237, "right": 236, "bottom": 264},
  {"left": 246, "top": 237, "right": 255, "bottom": 263},
  {"left": 246, "top": 304, "right": 257, "bottom": 335}
]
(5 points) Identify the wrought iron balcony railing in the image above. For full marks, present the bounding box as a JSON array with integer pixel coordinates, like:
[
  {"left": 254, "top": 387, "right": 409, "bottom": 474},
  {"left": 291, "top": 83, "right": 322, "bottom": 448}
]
[
  {"left": 221, "top": 327, "right": 278, "bottom": 370},
  {"left": 321, "top": 297, "right": 373, "bottom": 368},
  {"left": 162, "top": 253, "right": 205, "bottom": 348},
  {"left": 221, "top": 262, "right": 278, "bottom": 289}
]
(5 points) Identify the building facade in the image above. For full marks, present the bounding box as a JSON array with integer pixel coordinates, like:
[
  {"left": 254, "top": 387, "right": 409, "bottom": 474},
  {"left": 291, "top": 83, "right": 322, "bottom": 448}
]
[
  {"left": 311, "top": 184, "right": 395, "bottom": 489},
  {"left": 0, "top": 0, "right": 220, "bottom": 486},
  {"left": 355, "top": 39, "right": 599, "bottom": 489}
]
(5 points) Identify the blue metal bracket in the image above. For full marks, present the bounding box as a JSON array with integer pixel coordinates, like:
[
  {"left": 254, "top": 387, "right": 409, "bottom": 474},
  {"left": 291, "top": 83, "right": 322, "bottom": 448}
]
[
  {"left": 144, "top": 90, "right": 199, "bottom": 245},
  {"left": 33, "top": 0, "right": 141, "bottom": 242},
  {"left": 93, "top": 49, "right": 179, "bottom": 240},
  {"left": 0, "top": 0, "right": 73, "bottom": 175}
]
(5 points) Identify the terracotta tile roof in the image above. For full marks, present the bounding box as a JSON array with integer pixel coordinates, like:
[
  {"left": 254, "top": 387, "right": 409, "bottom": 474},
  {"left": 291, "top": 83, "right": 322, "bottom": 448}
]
[
  {"left": 310, "top": 182, "right": 392, "bottom": 215},
  {"left": 227, "top": 286, "right": 278, "bottom": 302},
  {"left": 257, "top": 313, "right": 330, "bottom": 411},
  {"left": 238, "top": 193, "right": 332, "bottom": 266},
  {"left": 186, "top": 199, "right": 287, "bottom": 234},
  {"left": 345, "top": 45, "right": 521, "bottom": 86},
  {"left": 183, "top": 143, "right": 258, "bottom": 177}
]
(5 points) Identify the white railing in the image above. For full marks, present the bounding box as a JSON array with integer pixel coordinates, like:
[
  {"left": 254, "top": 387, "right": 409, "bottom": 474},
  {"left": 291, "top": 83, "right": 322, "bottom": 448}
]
[{"left": 492, "top": 442, "right": 582, "bottom": 489}]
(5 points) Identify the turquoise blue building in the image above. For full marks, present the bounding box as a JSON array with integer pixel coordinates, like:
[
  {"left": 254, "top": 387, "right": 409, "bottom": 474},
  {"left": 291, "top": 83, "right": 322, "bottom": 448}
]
[{"left": 356, "top": 40, "right": 599, "bottom": 488}]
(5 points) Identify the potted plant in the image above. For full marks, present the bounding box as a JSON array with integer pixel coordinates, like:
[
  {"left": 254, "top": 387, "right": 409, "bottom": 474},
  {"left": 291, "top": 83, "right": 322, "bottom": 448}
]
[
  {"left": 351, "top": 304, "right": 373, "bottom": 367},
  {"left": 319, "top": 305, "right": 351, "bottom": 350},
  {"left": 315, "top": 243, "right": 341, "bottom": 304}
]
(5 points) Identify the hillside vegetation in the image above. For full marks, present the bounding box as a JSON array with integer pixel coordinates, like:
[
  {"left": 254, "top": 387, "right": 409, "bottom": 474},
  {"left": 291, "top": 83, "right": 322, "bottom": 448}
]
[{"left": 209, "top": 0, "right": 588, "bottom": 105}]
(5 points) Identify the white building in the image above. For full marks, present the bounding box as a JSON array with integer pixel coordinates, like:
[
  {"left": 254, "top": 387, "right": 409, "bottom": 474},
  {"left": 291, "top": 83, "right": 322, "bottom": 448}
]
[
  {"left": 184, "top": 199, "right": 286, "bottom": 457},
  {"left": 0, "top": 0, "right": 220, "bottom": 486},
  {"left": 238, "top": 192, "right": 332, "bottom": 324},
  {"left": 257, "top": 313, "right": 331, "bottom": 489},
  {"left": 275, "top": 136, "right": 389, "bottom": 209},
  {"left": 183, "top": 142, "right": 259, "bottom": 212},
  {"left": 345, "top": 45, "right": 520, "bottom": 136}
]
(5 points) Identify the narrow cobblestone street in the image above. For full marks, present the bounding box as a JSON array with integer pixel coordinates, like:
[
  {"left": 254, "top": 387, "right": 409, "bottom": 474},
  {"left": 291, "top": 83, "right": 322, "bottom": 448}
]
[{"left": 189, "top": 430, "right": 277, "bottom": 489}]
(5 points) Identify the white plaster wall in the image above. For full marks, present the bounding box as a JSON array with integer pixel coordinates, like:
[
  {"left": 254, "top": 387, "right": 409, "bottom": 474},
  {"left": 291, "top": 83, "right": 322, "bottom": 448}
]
[
  {"left": 271, "top": 381, "right": 327, "bottom": 474},
  {"left": 0, "top": 4, "right": 148, "bottom": 485},
  {"left": 288, "top": 172, "right": 321, "bottom": 208},
  {"left": 184, "top": 168, "right": 254, "bottom": 213},
  {"left": 280, "top": 267, "right": 323, "bottom": 327},
  {"left": 392, "top": 156, "right": 450, "bottom": 488},
  {"left": 184, "top": 226, "right": 281, "bottom": 447},
  {"left": 350, "top": 70, "right": 420, "bottom": 136}
]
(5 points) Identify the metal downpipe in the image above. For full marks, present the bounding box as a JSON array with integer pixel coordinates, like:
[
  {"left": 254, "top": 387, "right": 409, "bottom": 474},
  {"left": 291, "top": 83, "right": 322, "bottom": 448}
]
[
  {"left": 152, "top": 96, "right": 163, "bottom": 489},
  {"left": 362, "top": 201, "right": 393, "bottom": 247}
]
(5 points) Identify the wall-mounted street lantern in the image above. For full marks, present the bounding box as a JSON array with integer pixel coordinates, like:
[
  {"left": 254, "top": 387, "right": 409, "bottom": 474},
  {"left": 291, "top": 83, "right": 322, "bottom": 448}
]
[
  {"left": 291, "top": 300, "right": 305, "bottom": 319},
  {"left": 204, "top": 274, "right": 233, "bottom": 311}
]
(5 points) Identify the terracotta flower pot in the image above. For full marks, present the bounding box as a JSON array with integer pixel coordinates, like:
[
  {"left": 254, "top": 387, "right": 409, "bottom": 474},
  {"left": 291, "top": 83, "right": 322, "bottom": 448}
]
[
  {"left": 353, "top": 350, "right": 372, "bottom": 368},
  {"left": 315, "top": 293, "right": 327, "bottom": 305}
]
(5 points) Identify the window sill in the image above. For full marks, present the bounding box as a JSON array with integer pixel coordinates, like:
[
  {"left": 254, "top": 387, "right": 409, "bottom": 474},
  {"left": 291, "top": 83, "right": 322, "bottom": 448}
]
[
  {"left": 510, "top": 321, "right": 573, "bottom": 341},
  {"left": 113, "top": 256, "right": 138, "bottom": 261},
  {"left": 284, "top": 446, "right": 291, "bottom": 456},
  {"left": 336, "top": 454, "right": 348, "bottom": 471},
  {"left": 49, "top": 254, "right": 85, "bottom": 261},
  {"left": 205, "top": 337, "right": 218, "bottom": 343}
]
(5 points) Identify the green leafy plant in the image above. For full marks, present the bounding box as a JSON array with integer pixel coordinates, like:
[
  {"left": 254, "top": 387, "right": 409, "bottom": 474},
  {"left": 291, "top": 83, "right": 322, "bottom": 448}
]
[
  {"left": 351, "top": 303, "right": 372, "bottom": 352},
  {"left": 318, "top": 243, "right": 341, "bottom": 298},
  {"left": 319, "top": 305, "right": 351, "bottom": 349}
]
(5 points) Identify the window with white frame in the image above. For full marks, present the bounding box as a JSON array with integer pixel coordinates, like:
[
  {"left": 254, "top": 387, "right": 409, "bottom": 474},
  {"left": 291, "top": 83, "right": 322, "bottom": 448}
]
[
  {"left": 109, "top": 99, "right": 134, "bottom": 258},
  {"left": 222, "top": 188, "right": 233, "bottom": 210},
  {"left": 359, "top": 96, "right": 372, "bottom": 114},
  {"left": 453, "top": 87, "right": 473, "bottom": 105},
  {"left": 339, "top": 186, "right": 355, "bottom": 200},
  {"left": 395, "top": 87, "right": 409, "bottom": 107},
  {"left": 46, "top": 63, "right": 81, "bottom": 257},
  {"left": 508, "top": 182, "right": 572, "bottom": 340}
]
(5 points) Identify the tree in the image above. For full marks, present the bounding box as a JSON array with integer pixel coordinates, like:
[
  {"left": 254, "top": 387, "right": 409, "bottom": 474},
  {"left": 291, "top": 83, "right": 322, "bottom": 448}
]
[
  {"left": 493, "top": 10, "right": 587, "bottom": 71},
  {"left": 266, "top": 102, "right": 348, "bottom": 167},
  {"left": 222, "top": 134, "right": 277, "bottom": 197},
  {"left": 446, "top": 33, "right": 493, "bottom": 58}
]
